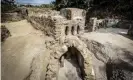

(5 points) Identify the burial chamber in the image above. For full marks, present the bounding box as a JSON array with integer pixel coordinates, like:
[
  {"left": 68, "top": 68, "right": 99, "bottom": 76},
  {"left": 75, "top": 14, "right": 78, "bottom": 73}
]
[{"left": 58, "top": 46, "right": 85, "bottom": 80}]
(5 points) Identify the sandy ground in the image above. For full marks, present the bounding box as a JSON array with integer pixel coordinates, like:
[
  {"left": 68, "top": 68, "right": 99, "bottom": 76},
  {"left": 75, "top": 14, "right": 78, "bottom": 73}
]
[
  {"left": 2, "top": 20, "right": 44, "bottom": 37},
  {"left": 82, "top": 32, "right": 133, "bottom": 52},
  {"left": 58, "top": 59, "right": 82, "bottom": 80},
  {"left": 81, "top": 32, "right": 133, "bottom": 80},
  {"left": 1, "top": 20, "right": 48, "bottom": 80},
  {"left": 97, "top": 28, "right": 128, "bottom": 34}
]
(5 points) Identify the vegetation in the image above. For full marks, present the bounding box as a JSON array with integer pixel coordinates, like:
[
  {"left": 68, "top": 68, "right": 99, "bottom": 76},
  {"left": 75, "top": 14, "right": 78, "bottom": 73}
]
[
  {"left": 1, "top": 0, "right": 17, "bottom": 13},
  {"left": 2, "top": 0, "right": 133, "bottom": 20},
  {"left": 55, "top": 0, "right": 133, "bottom": 20},
  {"left": 89, "top": 0, "right": 133, "bottom": 20},
  {"left": 2, "top": 0, "right": 55, "bottom": 13},
  {"left": 55, "top": 0, "right": 90, "bottom": 10},
  {"left": 20, "top": 4, "right": 55, "bottom": 8}
]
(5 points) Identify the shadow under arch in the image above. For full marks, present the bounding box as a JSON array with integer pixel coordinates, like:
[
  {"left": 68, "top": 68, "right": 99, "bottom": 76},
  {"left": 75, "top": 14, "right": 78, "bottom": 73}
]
[
  {"left": 77, "top": 25, "right": 80, "bottom": 34},
  {"left": 59, "top": 46, "right": 85, "bottom": 80},
  {"left": 71, "top": 26, "right": 74, "bottom": 35},
  {"left": 65, "top": 26, "right": 69, "bottom": 35}
]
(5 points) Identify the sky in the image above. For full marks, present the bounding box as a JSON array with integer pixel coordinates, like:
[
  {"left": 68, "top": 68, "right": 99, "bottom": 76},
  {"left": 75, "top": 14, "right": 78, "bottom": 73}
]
[{"left": 16, "top": 0, "right": 55, "bottom": 5}]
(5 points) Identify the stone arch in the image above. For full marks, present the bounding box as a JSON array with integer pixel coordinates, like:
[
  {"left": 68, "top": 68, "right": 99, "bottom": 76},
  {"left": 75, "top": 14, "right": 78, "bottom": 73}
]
[
  {"left": 58, "top": 46, "right": 85, "bottom": 80},
  {"left": 71, "top": 26, "right": 74, "bottom": 35},
  {"left": 65, "top": 26, "right": 69, "bottom": 35},
  {"left": 57, "top": 38, "right": 94, "bottom": 80}
]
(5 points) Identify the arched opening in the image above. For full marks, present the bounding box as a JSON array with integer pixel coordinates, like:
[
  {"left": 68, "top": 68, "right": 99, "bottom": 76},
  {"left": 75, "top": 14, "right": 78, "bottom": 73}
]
[
  {"left": 77, "top": 25, "right": 80, "bottom": 34},
  {"left": 71, "top": 26, "right": 74, "bottom": 35},
  {"left": 65, "top": 26, "right": 69, "bottom": 35},
  {"left": 58, "top": 46, "right": 85, "bottom": 80}
]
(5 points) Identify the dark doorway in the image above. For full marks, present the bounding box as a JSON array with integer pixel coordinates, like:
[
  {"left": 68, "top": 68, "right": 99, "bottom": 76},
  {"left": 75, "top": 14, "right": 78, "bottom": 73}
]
[
  {"left": 71, "top": 26, "right": 74, "bottom": 35},
  {"left": 77, "top": 26, "right": 80, "bottom": 34},
  {"left": 65, "top": 26, "right": 69, "bottom": 35},
  {"left": 59, "top": 46, "right": 85, "bottom": 80}
]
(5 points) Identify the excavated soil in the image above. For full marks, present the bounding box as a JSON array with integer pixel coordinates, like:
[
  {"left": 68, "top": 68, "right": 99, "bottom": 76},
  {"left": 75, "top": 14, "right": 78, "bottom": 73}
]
[
  {"left": 1, "top": 20, "right": 49, "bottom": 80},
  {"left": 80, "top": 32, "right": 133, "bottom": 80}
]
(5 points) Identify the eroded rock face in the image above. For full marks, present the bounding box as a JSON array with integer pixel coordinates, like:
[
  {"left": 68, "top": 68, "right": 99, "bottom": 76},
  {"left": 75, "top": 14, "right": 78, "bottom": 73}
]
[
  {"left": 1, "top": 25, "right": 11, "bottom": 42},
  {"left": 1, "top": 8, "right": 28, "bottom": 22},
  {"left": 80, "top": 32, "right": 133, "bottom": 80},
  {"left": 128, "top": 24, "right": 133, "bottom": 36},
  {"left": 1, "top": 13, "right": 22, "bottom": 22}
]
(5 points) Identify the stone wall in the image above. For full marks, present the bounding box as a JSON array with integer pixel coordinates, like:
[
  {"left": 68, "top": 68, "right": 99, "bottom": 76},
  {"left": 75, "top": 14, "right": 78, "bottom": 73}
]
[
  {"left": 28, "top": 8, "right": 86, "bottom": 43},
  {"left": 28, "top": 16, "right": 56, "bottom": 37},
  {"left": 44, "top": 36, "right": 94, "bottom": 80},
  {"left": 2, "top": 8, "right": 28, "bottom": 22},
  {"left": 2, "top": 8, "right": 95, "bottom": 80},
  {"left": 128, "top": 24, "right": 133, "bottom": 36},
  {"left": 60, "top": 8, "right": 86, "bottom": 20}
]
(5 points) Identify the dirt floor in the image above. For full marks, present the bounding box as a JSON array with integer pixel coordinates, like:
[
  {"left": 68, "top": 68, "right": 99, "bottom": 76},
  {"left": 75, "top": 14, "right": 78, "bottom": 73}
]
[
  {"left": 97, "top": 28, "right": 128, "bottom": 34},
  {"left": 1, "top": 20, "right": 49, "bottom": 80},
  {"left": 81, "top": 32, "right": 133, "bottom": 80}
]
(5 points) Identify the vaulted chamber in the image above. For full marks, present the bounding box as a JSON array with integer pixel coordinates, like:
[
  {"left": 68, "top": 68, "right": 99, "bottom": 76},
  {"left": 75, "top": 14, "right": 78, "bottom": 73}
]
[{"left": 58, "top": 46, "right": 85, "bottom": 80}]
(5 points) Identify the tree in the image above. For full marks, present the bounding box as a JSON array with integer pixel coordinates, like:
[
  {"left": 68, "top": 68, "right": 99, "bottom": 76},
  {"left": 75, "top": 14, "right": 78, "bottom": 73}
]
[
  {"left": 1, "top": 0, "right": 16, "bottom": 13},
  {"left": 89, "top": 0, "right": 133, "bottom": 20},
  {"left": 55, "top": 0, "right": 133, "bottom": 20},
  {"left": 55, "top": 0, "right": 92, "bottom": 10}
]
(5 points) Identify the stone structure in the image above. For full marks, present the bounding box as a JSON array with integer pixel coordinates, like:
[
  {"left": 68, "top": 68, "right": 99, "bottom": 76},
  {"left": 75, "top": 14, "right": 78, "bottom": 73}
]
[
  {"left": 85, "top": 17, "right": 108, "bottom": 32},
  {"left": 60, "top": 8, "right": 86, "bottom": 20},
  {"left": 42, "top": 8, "right": 94, "bottom": 80},
  {"left": 28, "top": 8, "right": 94, "bottom": 80},
  {"left": 1, "top": 7, "right": 28, "bottom": 22},
  {"left": 29, "top": 8, "right": 86, "bottom": 42},
  {"left": 128, "top": 24, "right": 133, "bottom": 36},
  {"left": 85, "top": 16, "right": 120, "bottom": 32},
  {"left": 2, "top": 8, "right": 133, "bottom": 80},
  {"left": 54, "top": 8, "right": 86, "bottom": 40}
]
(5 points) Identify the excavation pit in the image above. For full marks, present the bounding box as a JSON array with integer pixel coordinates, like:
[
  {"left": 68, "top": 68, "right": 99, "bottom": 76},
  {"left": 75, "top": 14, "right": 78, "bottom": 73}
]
[{"left": 58, "top": 46, "right": 85, "bottom": 80}]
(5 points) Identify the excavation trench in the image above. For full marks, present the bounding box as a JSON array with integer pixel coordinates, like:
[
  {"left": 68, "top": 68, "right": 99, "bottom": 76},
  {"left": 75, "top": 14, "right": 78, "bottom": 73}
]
[{"left": 58, "top": 46, "right": 85, "bottom": 80}]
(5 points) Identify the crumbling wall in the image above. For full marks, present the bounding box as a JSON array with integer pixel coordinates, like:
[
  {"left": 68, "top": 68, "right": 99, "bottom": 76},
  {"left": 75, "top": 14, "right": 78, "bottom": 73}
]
[
  {"left": 85, "top": 17, "right": 107, "bottom": 32},
  {"left": 27, "top": 8, "right": 94, "bottom": 80},
  {"left": 28, "top": 16, "right": 56, "bottom": 37},
  {"left": 128, "top": 24, "right": 133, "bottom": 36},
  {"left": 60, "top": 8, "right": 86, "bottom": 20},
  {"left": 2, "top": 8, "right": 28, "bottom": 22},
  {"left": 1, "top": 13, "right": 22, "bottom": 22},
  {"left": 44, "top": 35, "right": 94, "bottom": 80}
]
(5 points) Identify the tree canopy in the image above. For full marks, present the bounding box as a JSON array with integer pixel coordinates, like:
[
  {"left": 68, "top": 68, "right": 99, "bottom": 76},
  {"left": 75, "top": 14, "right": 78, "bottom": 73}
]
[
  {"left": 1, "top": 0, "right": 17, "bottom": 13},
  {"left": 55, "top": 0, "right": 133, "bottom": 20}
]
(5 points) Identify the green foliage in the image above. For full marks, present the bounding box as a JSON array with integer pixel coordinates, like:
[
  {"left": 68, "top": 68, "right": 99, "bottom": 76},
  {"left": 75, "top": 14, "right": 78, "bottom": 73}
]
[
  {"left": 89, "top": 0, "right": 133, "bottom": 20},
  {"left": 55, "top": 0, "right": 133, "bottom": 20},
  {"left": 24, "top": 4, "right": 55, "bottom": 9},
  {"left": 55, "top": 0, "right": 91, "bottom": 10},
  {"left": 40, "top": 4, "right": 55, "bottom": 8},
  {"left": 1, "top": 0, "right": 17, "bottom": 13}
]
